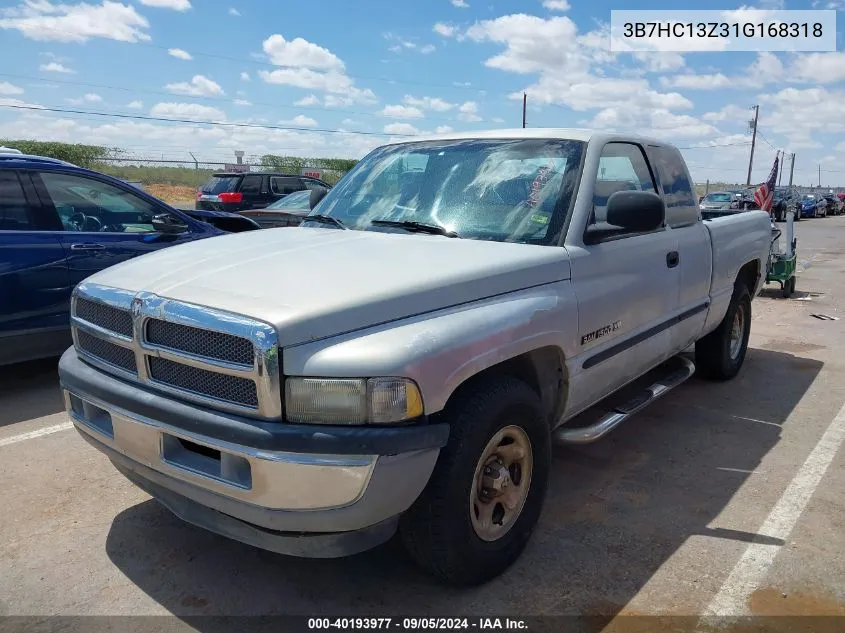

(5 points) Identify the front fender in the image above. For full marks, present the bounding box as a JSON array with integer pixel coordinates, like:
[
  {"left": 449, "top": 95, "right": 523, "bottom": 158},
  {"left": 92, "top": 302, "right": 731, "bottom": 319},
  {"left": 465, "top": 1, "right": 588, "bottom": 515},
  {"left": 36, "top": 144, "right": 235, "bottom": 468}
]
[{"left": 282, "top": 281, "right": 580, "bottom": 415}]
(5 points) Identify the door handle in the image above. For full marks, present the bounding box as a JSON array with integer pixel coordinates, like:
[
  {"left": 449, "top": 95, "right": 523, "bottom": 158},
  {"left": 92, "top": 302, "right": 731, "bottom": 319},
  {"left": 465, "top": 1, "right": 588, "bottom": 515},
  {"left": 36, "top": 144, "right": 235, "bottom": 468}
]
[
  {"left": 70, "top": 243, "right": 105, "bottom": 251},
  {"left": 666, "top": 251, "right": 680, "bottom": 268}
]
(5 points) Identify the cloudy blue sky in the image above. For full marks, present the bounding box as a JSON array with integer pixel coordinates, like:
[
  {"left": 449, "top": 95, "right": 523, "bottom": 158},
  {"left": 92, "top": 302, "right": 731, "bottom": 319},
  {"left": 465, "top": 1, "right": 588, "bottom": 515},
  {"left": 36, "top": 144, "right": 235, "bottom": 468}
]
[{"left": 0, "top": 0, "right": 844, "bottom": 186}]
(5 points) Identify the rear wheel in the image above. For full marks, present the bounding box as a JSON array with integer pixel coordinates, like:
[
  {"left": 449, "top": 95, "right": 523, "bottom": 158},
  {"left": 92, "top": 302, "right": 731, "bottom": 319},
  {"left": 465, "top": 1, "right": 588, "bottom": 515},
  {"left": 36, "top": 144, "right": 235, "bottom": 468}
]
[
  {"left": 695, "top": 284, "right": 752, "bottom": 381},
  {"left": 400, "top": 376, "right": 550, "bottom": 586}
]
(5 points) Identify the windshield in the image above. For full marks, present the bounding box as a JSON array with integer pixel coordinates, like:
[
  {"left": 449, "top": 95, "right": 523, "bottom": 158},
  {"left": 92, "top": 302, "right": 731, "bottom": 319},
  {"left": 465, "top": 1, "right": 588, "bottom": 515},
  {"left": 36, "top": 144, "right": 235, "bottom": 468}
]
[
  {"left": 704, "top": 193, "right": 732, "bottom": 203},
  {"left": 201, "top": 176, "right": 240, "bottom": 194},
  {"left": 267, "top": 190, "right": 311, "bottom": 210},
  {"left": 310, "top": 138, "right": 585, "bottom": 245}
]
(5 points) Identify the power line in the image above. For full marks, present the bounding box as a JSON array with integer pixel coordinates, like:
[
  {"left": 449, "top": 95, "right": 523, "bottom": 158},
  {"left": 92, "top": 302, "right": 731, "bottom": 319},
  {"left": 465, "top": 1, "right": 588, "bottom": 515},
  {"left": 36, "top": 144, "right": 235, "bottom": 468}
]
[
  {"left": 1, "top": 72, "right": 468, "bottom": 125},
  {"left": 0, "top": 103, "right": 414, "bottom": 137}
]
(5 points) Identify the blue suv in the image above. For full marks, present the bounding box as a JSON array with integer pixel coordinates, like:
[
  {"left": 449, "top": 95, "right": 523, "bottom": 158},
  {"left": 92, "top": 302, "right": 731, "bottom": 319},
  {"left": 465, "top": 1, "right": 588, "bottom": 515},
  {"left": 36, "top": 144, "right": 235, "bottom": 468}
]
[{"left": 0, "top": 153, "right": 257, "bottom": 366}]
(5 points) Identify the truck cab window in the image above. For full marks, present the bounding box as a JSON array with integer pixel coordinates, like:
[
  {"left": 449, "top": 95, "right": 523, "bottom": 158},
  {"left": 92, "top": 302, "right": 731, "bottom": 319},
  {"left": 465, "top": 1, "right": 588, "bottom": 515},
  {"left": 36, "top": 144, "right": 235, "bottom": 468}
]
[
  {"left": 592, "top": 143, "right": 656, "bottom": 226},
  {"left": 649, "top": 145, "right": 698, "bottom": 228}
]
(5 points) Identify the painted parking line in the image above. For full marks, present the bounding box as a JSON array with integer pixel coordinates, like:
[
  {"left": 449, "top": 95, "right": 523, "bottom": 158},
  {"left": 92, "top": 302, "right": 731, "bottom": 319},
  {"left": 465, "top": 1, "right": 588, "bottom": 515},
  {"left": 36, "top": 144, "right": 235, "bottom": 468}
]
[
  {"left": 0, "top": 421, "right": 73, "bottom": 447},
  {"left": 704, "top": 399, "right": 845, "bottom": 616}
]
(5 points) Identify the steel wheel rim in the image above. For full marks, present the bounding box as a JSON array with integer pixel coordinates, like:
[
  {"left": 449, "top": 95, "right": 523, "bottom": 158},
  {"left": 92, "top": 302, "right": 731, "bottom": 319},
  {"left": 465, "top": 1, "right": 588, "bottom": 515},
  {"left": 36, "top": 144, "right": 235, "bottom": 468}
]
[
  {"left": 729, "top": 304, "right": 746, "bottom": 361},
  {"left": 469, "top": 425, "right": 533, "bottom": 542}
]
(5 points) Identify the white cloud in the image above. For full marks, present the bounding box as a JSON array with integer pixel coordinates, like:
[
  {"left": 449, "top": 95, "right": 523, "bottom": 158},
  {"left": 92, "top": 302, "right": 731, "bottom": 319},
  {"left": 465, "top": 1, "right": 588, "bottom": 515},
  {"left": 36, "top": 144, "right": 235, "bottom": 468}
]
[
  {"left": 150, "top": 102, "right": 226, "bottom": 121},
  {"left": 380, "top": 104, "right": 425, "bottom": 119},
  {"left": 240, "top": 71, "right": 250, "bottom": 81},
  {"left": 233, "top": 99, "right": 251, "bottom": 106},
  {"left": 660, "top": 73, "right": 732, "bottom": 90},
  {"left": 788, "top": 52, "right": 845, "bottom": 84},
  {"left": 228, "top": 7, "right": 240, "bottom": 16},
  {"left": 433, "top": 22, "right": 458, "bottom": 37},
  {"left": 126, "top": 100, "right": 143, "bottom": 109},
  {"left": 165, "top": 74, "right": 225, "bottom": 97},
  {"left": 139, "top": 0, "right": 191, "bottom": 10},
  {"left": 420, "top": 44, "right": 436, "bottom": 54},
  {"left": 384, "top": 122, "right": 423, "bottom": 135},
  {"left": 584, "top": 107, "right": 720, "bottom": 140},
  {"left": 66, "top": 92, "right": 102, "bottom": 105},
  {"left": 0, "top": 81, "right": 24, "bottom": 95},
  {"left": 295, "top": 94, "right": 320, "bottom": 106},
  {"left": 435, "top": 125, "right": 454, "bottom": 133},
  {"left": 259, "top": 33, "right": 376, "bottom": 104},
  {"left": 0, "top": 0, "right": 151, "bottom": 43},
  {"left": 259, "top": 68, "right": 377, "bottom": 103},
  {"left": 632, "top": 52, "right": 685, "bottom": 72},
  {"left": 702, "top": 104, "right": 752, "bottom": 122},
  {"left": 39, "top": 61, "right": 74, "bottom": 73},
  {"left": 458, "top": 101, "right": 482, "bottom": 122},
  {"left": 542, "top": 0, "right": 570, "bottom": 10},
  {"left": 451, "top": 0, "right": 469, "bottom": 7},
  {"left": 492, "top": 117, "right": 505, "bottom": 123},
  {"left": 324, "top": 94, "right": 356, "bottom": 107},
  {"left": 281, "top": 114, "right": 318, "bottom": 127},
  {"left": 341, "top": 118, "right": 358, "bottom": 126},
  {"left": 263, "top": 33, "right": 343, "bottom": 70},
  {"left": 403, "top": 95, "right": 455, "bottom": 111},
  {"left": 168, "top": 47, "right": 192, "bottom": 60}
]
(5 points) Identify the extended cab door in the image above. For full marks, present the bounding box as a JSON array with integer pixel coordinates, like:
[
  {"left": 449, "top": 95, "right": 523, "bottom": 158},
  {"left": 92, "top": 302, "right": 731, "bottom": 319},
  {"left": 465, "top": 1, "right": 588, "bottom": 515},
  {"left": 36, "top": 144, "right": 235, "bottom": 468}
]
[
  {"left": 30, "top": 169, "right": 195, "bottom": 288},
  {"left": 566, "top": 141, "right": 681, "bottom": 413},
  {"left": 646, "top": 144, "right": 712, "bottom": 352},
  {"left": 0, "top": 170, "right": 72, "bottom": 364}
]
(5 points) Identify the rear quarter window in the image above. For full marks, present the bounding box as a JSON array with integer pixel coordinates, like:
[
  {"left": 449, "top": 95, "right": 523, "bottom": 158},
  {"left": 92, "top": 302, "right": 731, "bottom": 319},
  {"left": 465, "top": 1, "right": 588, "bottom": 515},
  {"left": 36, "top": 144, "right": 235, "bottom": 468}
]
[
  {"left": 649, "top": 145, "right": 699, "bottom": 228},
  {"left": 201, "top": 176, "right": 241, "bottom": 194}
]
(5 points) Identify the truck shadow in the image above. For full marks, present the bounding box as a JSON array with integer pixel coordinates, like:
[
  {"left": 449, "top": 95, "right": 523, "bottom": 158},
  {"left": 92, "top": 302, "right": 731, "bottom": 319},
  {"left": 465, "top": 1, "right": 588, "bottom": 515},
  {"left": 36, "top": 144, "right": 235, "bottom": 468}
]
[
  {"left": 0, "top": 357, "right": 64, "bottom": 428},
  {"left": 104, "top": 347, "right": 821, "bottom": 628}
]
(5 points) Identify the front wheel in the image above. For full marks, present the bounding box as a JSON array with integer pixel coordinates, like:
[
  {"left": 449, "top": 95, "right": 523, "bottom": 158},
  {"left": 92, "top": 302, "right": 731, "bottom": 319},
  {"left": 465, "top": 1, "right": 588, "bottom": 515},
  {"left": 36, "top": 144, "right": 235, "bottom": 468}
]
[
  {"left": 695, "top": 284, "right": 752, "bottom": 381},
  {"left": 400, "top": 377, "right": 550, "bottom": 585}
]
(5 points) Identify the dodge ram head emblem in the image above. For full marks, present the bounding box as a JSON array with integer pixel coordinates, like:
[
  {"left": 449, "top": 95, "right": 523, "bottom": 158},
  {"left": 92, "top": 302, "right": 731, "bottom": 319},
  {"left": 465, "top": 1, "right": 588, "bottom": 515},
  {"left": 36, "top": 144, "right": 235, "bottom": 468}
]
[{"left": 131, "top": 297, "right": 142, "bottom": 318}]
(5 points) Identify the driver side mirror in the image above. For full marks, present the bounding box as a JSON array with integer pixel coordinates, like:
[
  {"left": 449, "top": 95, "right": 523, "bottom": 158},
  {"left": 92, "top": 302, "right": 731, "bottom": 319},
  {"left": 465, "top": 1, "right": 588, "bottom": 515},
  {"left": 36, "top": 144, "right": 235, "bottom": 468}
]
[
  {"left": 152, "top": 213, "right": 189, "bottom": 235},
  {"left": 585, "top": 191, "right": 665, "bottom": 245},
  {"left": 309, "top": 186, "right": 329, "bottom": 210}
]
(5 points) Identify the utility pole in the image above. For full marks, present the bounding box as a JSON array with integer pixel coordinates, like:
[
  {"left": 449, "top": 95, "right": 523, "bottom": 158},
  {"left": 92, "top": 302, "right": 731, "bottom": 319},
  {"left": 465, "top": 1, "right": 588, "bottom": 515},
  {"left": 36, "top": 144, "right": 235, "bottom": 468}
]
[
  {"left": 705, "top": 179, "right": 710, "bottom": 195},
  {"left": 788, "top": 152, "right": 795, "bottom": 186},
  {"left": 819, "top": 164, "right": 821, "bottom": 187},
  {"left": 746, "top": 104, "right": 759, "bottom": 186},
  {"left": 778, "top": 152, "right": 784, "bottom": 186},
  {"left": 522, "top": 93, "right": 527, "bottom": 129}
]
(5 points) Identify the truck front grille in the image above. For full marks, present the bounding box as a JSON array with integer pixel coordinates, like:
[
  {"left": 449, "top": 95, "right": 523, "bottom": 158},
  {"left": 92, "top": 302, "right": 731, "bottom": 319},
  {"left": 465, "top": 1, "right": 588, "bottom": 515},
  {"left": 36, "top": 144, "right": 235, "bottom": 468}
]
[
  {"left": 148, "top": 357, "right": 258, "bottom": 407},
  {"left": 75, "top": 297, "right": 134, "bottom": 337},
  {"left": 70, "top": 284, "right": 280, "bottom": 419},
  {"left": 76, "top": 330, "right": 138, "bottom": 374},
  {"left": 145, "top": 319, "right": 254, "bottom": 366}
]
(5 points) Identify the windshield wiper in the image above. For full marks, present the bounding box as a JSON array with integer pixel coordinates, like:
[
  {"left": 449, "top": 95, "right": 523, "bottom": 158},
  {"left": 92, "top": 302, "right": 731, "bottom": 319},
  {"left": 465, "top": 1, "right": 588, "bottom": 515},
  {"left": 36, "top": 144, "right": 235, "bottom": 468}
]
[
  {"left": 302, "top": 214, "right": 346, "bottom": 229},
  {"left": 369, "top": 219, "right": 458, "bottom": 238}
]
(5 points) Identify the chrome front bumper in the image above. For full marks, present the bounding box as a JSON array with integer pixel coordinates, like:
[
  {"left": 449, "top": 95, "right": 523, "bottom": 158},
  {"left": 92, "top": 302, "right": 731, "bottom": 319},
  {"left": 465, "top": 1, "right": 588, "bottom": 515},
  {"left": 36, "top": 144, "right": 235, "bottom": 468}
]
[{"left": 60, "top": 348, "right": 449, "bottom": 555}]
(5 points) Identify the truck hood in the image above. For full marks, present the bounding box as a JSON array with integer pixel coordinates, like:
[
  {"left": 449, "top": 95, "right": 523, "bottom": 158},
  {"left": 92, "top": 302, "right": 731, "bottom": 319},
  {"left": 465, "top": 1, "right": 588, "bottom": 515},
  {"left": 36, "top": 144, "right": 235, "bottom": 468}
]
[{"left": 85, "top": 227, "right": 572, "bottom": 346}]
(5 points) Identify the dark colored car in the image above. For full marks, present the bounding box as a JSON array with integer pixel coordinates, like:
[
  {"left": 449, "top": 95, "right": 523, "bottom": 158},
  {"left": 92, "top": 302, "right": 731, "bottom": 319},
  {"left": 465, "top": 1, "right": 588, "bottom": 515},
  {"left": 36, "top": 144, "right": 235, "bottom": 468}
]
[
  {"left": 238, "top": 188, "right": 330, "bottom": 228},
  {"left": 195, "top": 172, "right": 331, "bottom": 213},
  {"left": 0, "top": 153, "right": 256, "bottom": 366},
  {"left": 772, "top": 187, "right": 800, "bottom": 222}
]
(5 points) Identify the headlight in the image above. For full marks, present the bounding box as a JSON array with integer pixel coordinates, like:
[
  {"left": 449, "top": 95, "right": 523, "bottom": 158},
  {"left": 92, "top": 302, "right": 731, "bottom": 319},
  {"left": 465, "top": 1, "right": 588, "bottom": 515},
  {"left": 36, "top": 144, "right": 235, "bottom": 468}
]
[{"left": 285, "top": 377, "right": 424, "bottom": 425}]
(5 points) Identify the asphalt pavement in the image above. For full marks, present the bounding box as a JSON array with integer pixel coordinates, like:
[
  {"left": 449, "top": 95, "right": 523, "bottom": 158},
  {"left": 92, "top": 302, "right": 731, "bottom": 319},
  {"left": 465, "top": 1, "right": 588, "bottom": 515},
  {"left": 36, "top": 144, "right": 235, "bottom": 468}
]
[{"left": 1, "top": 217, "right": 844, "bottom": 632}]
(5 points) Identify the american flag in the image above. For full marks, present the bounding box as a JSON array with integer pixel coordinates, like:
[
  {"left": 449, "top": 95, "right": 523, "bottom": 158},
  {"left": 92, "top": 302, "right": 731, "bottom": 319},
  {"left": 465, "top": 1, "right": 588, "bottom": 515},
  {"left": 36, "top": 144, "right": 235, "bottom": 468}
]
[{"left": 753, "top": 152, "right": 779, "bottom": 212}]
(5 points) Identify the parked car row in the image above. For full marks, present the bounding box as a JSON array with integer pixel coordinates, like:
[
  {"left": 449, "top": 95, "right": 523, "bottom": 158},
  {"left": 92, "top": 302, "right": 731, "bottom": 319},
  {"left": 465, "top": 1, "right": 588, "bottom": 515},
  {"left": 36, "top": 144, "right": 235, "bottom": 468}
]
[{"left": 699, "top": 186, "right": 845, "bottom": 222}]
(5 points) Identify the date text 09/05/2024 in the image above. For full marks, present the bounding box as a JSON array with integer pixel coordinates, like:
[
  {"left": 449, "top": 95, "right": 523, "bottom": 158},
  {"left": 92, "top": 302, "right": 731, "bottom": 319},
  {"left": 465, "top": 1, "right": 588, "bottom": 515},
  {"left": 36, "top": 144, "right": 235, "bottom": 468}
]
[
  {"left": 307, "top": 618, "right": 528, "bottom": 631},
  {"left": 623, "top": 22, "right": 823, "bottom": 39}
]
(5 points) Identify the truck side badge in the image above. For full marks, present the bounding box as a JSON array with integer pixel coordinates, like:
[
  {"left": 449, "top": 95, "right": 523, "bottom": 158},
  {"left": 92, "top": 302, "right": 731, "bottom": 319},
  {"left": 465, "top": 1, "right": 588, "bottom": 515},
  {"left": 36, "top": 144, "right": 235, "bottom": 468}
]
[{"left": 581, "top": 321, "right": 621, "bottom": 345}]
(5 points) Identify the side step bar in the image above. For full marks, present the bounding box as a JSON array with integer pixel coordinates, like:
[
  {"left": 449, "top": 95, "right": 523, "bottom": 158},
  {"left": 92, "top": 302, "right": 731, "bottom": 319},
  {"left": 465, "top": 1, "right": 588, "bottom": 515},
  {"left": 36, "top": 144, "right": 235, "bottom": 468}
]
[{"left": 554, "top": 356, "right": 696, "bottom": 445}]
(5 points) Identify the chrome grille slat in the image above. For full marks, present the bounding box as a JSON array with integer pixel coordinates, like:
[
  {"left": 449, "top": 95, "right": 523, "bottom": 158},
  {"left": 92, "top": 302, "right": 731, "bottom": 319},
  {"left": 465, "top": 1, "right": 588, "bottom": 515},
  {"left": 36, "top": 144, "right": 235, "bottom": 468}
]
[
  {"left": 75, "top": 298, "right": 133, "bottom": 337},
  {"left": 70, "top": 283, "right": 280, "bottom": 419},
  {"left": 76, "top": 330, "right": 138, "bottom": 374},
  {"left": 148, "top": 357, "right": 258, "bottom": 407},
  {"left": 145, "top": 319, "right": 254, "bottom": 366}
]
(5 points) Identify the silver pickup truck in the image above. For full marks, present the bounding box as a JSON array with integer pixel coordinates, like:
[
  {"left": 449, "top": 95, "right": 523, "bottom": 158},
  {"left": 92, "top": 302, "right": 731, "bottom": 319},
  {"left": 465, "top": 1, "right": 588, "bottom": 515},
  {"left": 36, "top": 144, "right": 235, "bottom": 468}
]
[{"left": 58, "top": 129, "right": 771, "bottom": 585}]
